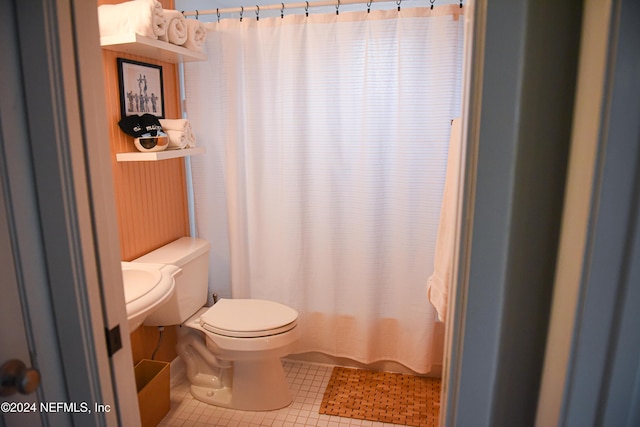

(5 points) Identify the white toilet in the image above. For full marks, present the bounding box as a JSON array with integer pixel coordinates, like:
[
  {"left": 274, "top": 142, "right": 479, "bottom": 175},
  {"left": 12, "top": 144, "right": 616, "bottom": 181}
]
[{"left": 133, "top": 237, "right": 300, "bottom": 411}]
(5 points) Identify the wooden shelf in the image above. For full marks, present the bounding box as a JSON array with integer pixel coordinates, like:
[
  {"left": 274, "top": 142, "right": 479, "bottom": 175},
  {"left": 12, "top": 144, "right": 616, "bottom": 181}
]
[
  {"left": 101, "top": 33, "right": 206, "bottom": 63},
  {"left": 116, "top": 146, "right": 205, "bottom": 162}
]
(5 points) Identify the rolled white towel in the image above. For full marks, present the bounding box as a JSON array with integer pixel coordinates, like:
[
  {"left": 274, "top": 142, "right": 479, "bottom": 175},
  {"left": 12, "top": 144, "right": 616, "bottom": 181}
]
[
  {"left": 159, "top": 9, "right": 188, "bottom": 45},
  {"left": 165, "top": 130, "right": 189, "bottom": 149},
  {"left": 182, "top": 19, "right": 207, "bottom": 52},
  {"left": 186, "top": 128, "right": 197, "bottom": 148},
  {"left": 98, "top": 0, "right": 166, "bottom": 39},
  {"left": 159, "top": 119, "right": 197, "bottom": 147},
  {"left": 159, "top": 118, "right": 191, "bottom": 132}
]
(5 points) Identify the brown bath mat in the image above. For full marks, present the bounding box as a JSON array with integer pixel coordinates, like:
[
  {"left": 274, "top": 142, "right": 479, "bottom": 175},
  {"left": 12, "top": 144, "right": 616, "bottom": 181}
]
[{"left": 319, "top": 366, "right": 441, "bottom": 427}]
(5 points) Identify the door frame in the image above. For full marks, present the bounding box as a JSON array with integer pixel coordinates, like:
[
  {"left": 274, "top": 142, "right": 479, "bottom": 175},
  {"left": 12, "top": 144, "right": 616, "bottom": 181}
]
[
  {"left": 6, "top": 1, "right": 639, "bottom": 426},
  {"left": 2, "top": 0, "right": 139, "bottom": 425},
  {"left": 443, "top": 0, "right": 585, "bottom": 425},
  {"left": 537, "top": 0, "right": 640, "bottom": 425},
  {"left": 445, "top": 0, "right": 640, "bottom": 425}
]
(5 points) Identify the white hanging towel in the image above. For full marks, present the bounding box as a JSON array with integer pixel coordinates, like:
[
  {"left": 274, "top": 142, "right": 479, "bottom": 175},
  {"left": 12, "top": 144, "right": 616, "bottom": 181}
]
[
  {"left": 427, "top": 118, "right": 462, "bottom": 322},
  {"left": 98, "top": 0, "right": 166, "bottom": 39}
]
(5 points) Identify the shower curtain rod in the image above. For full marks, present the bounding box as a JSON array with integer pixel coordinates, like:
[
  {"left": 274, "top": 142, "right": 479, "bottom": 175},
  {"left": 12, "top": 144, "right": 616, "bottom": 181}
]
[{"left": 182, "top": 0, "right": 426, "bottom": 18}]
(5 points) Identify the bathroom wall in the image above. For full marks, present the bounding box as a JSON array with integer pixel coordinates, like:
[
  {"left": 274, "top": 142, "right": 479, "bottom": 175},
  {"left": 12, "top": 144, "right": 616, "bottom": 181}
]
[{"left": 99, "top": 0, "right": 186, "bottom": 363}]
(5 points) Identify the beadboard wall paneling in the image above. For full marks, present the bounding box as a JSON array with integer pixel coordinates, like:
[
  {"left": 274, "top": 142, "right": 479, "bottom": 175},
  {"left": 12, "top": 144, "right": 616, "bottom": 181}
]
[
  {"left": 101, "top": 28, "right": 188, "bottom": 261},
  {"left": 130, "top": 324, "right": 178, "bottom": 364},
  {"left": 100, "top": 0, "right": 184, "bottom": 361}
]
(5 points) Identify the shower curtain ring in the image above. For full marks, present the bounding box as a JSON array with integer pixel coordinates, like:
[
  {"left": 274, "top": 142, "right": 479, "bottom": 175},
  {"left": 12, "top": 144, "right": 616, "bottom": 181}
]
[
  {"left": 281, "top": 3, "right": 285, "bottom": 18},
  {"left": 217, "top": 8, "right": 220, "bottom": 22},
  {"left": 256, "top": 5, "right": 260, "bottom": 21},
  {"left": 336, "top": 0, "right": 340, "bottom": 15},
  {"left": 396, "top": 0, "right": 401, "bottom": 11},
  {"left": 196, "top": 9, "right": 199, "bottom": 19},
  {"left": 430, "top": 0, "right": 435, "bottom": 10},
  {"left": 305, "top": 1, "right": 309, "bottom": 16},
  {"left": 240, "top": 6, "right": 244, "bottom": 21},
  {"left": 367, "top": 0, "right": 372, "bottom": 13}
]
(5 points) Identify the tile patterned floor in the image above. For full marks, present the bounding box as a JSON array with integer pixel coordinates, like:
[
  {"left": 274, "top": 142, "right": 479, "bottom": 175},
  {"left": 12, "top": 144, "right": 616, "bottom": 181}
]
[{"left": 159, "top": 360, "right": 416, "bottom": 427}]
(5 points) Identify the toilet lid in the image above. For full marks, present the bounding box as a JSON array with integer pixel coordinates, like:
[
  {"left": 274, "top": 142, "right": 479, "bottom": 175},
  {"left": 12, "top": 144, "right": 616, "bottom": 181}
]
[{"left": 200, "top": 298, "right": 298, "bottom": 338}]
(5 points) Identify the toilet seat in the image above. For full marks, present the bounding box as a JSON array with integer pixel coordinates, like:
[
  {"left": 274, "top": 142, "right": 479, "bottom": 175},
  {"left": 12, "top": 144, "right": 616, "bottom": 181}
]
[{"left": 200, "top": 298, "right": 298, "bottom": 338}]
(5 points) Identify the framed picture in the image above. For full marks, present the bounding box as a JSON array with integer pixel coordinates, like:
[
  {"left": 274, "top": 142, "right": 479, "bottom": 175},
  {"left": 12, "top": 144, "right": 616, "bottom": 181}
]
[{"left": 117, "top": 58, "right": 165, "bottom": 119}]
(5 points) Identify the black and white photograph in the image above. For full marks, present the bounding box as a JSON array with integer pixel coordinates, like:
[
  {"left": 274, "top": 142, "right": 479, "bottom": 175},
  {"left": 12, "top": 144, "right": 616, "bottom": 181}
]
[{"left": 117, "top": 58, "right": 165, "bottom": 119}]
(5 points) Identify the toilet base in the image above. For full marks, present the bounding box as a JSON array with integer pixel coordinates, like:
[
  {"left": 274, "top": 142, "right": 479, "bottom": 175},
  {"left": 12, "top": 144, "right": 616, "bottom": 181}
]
[{"left": 190, "top": 358, "right": 293, "bottom": 411}]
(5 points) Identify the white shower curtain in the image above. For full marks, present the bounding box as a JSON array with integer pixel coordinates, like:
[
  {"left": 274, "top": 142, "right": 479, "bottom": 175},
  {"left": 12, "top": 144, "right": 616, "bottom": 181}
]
[{"left": 184, "top": 5, "right": 463, "bottom": 374}]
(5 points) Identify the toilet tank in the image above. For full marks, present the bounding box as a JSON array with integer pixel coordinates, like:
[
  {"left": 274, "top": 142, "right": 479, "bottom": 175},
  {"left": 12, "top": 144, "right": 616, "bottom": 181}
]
[{"left": 133, "top": 237, "right": 210, "bottom": 326}]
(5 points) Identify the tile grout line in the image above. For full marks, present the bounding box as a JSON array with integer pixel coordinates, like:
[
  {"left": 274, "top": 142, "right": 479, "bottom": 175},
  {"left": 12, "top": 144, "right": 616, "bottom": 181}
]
[{"left": 159, "top": 360, "right": 423, "bottom": 427}]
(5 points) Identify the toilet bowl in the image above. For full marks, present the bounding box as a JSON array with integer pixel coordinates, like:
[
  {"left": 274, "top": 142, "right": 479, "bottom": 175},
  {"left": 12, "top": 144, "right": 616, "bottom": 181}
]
[{"left": 133, "top": 237, "right": 300, "bottom": 411}]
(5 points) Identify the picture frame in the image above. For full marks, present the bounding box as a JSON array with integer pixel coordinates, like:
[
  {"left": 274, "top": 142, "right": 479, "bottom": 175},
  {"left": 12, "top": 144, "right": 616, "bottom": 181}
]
[{"left": 117, "top": 58, "right": 165, "bottom": 119}]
